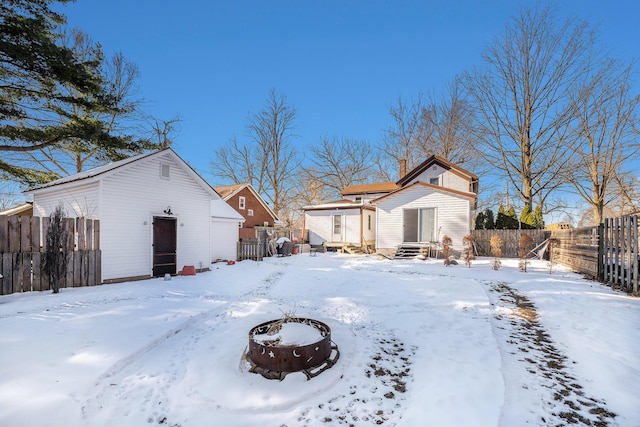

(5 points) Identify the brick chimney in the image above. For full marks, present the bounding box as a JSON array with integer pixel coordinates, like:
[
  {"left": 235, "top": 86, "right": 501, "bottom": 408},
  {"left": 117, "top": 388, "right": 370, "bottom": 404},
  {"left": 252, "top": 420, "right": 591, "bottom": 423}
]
[{"left": 399, "top": 158, "right": 407, "bottom": 179}]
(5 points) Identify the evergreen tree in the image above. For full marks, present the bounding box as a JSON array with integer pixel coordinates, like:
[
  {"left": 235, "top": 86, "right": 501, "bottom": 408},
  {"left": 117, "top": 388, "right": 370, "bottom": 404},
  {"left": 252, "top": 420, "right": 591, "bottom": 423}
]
[
  {"left": 533, "top": 206, "right": 544, "bottom": 229},
  {"left": 0, "top": 0, "right": 150, "bottom": 185},
  {"left": 520, "top": 205, "right": 535, "bottom": 229},
  {"left": 475, "top": 210, "right": 486, "bottom": 230},
  {"left": 44, "top": 204, "right": 68, "bottom": 293},
  {"left": 506, "top": 206, "right": 519, "bottom": 229},
  {"left": 485, "top": 208, "right": 495, "bottom": 229},
  {"left": 495, "top": 204, "right": 506, "bottom": 229}
]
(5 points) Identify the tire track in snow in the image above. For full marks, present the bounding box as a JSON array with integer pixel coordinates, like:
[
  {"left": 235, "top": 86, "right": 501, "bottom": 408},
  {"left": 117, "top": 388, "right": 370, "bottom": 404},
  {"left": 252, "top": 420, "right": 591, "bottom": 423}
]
[{"left": 81, "top": 268, "right": 287, "bottom": 426}]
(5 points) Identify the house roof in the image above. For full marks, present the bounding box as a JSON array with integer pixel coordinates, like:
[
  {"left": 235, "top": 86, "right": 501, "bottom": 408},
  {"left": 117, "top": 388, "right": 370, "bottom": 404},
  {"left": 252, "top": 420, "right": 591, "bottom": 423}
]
[
  {"left": 302, "top": 200, "right": 375, "bottom": 211},
  {"left": 25, "top": 149, "right": 160, "bottom": 191},
  {"left": 213, "top": 182, "right": 280, "bottom": 222},
  {"left": 24, "top": 148, "right": 220, "bottom": 197},
  {"left": 339, "top": 181, "right": 399, "bottom": 196},
  {"left": 372, "top": 181, "right": 477, "bottom": 203},
  {"left": 397, "top": 155, "right": 478, "bottom": 187},
  {"left": 24, "top": 148, "right": 245, "bottom": 221},
  {"left": 0, "top": 202, "right": 33, "bottom": 216}
]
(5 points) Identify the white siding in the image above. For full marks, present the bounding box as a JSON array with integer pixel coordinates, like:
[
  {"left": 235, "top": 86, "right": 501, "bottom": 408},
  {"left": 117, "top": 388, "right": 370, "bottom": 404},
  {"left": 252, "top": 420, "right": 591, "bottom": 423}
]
[
  {"left": 305, "top": 208, "right": 363, "bottom": 245},
  {"left": 409, "top": 166, "right": 471, "bottom": 193},
  {"left": 376, "top": 186, "right": 472, "bottom": 251},
  {"left": 363, "top": 209, "right": 376, "bottom": 242},
  {"left": 343, "top": 193, "right": 389, "bottom": 203},
  {"left": 32, "top": 182, "right": 100, "bottom": 219},
  {"left": 211, "top": 218, "right": 239, "bottom": 261},
  {"left": 99, "top": 151, "right": 211, "bottom": 280}
]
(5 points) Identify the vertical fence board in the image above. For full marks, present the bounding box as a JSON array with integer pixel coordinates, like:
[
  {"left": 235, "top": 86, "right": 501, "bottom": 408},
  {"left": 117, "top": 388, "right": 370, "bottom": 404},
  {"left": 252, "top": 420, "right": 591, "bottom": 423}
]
[
  {"left": 20, "top": 216, "right": 31, "bottom": 252},
  {"left": 0, "top": 216, "right": 8, "bottom": 252},
  {"left": 94, "top": 220, "right": 100, "bottom": 252},
  {"left": 631, "top": 215, "right": 640, "bottom": 294},
  {"left": 32, "top": 252, "right": 41, "bottom": 291},
  {"left": 31, "top": 216, "right": 40, "bottom": 252},
  {"left": 77, "top": 218, "right": 86, "bottom": 251},
  {"left": 2, "top": 253, "right": 12, "bottom": 295},
  {"left": 12, "top": 252, "right": 21, "bottom": 293},
  {"left": 88, "top": 250, "right": 96, "bottom": 286},
  {"left": 86, "top": 220, "right": 93, "bottom": 251},
  {"left": 9, "top": 216, "right": 20, "bottom": 252},
  {"left": 21, "top": 252, "right": 31, "bottom": 292},
  {"left": 73, "top": 251, "right": 82, "bottom": 287}
]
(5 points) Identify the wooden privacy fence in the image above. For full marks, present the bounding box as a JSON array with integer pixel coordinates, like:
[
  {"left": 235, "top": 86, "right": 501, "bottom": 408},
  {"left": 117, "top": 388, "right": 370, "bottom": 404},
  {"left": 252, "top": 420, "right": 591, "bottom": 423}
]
[
  {"left": 472, "top": 229, "right": 550, "bottom": 258},
  {"left": 0, "top": 215, "right": 101, "bottom": 295},
  {"left": 600, "top": 216, "right": 639, "bottom": 293},
  {"left": 549, "top": 226, "right": 599, "bottom": 279}
]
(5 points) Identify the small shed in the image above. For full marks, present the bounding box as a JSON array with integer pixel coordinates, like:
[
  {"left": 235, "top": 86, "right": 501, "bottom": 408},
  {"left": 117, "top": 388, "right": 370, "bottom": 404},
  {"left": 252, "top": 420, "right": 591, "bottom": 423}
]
[{"left": 25, "top": 148, "right": 244, "bottom": 283}]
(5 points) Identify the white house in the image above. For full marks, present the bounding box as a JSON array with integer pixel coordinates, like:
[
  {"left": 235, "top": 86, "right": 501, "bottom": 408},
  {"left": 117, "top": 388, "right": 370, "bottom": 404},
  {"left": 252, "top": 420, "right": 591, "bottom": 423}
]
[
  {"left": 24, "top": 148, "right": 244, "bottom": 283},
  {"left": 302, "top": 156, "right": 478, "bottom": 255}
]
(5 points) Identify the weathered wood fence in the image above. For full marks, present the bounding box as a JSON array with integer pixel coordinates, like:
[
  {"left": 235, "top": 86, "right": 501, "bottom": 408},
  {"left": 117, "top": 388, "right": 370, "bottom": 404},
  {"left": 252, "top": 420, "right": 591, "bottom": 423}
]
[
  {"left": 472, "top": 229, "right": 550, "bottom": 258},
  {"left": 549, "top": 226, "right": 600, "bottom": 279},
  {"left": 474, "top": 215, "right": 640, "bottom": 294},
  {"left": 600, "top": 215, "right": 639, "bottom": 293},
  {"left": 0, "top": 215, "right": 101, "bottom": 295}
]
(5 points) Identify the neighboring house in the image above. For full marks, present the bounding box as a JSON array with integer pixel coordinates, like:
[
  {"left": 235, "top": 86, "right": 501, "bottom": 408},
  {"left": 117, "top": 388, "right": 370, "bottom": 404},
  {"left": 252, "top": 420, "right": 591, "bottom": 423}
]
[
  {"left": 214, "top": 183, "right": 280, "bottom": 240},
  {"left": 24, "top": 148, "right": 244, "bottom": 283},
  {"left": 302, "top": 156, "right": 478, "bottom": 255},
  {"left": 0, "top": 202, "right": 33, "bottom": 216},
  {"left": 302, "top": 181, "right": 397, "bottom": 250}
]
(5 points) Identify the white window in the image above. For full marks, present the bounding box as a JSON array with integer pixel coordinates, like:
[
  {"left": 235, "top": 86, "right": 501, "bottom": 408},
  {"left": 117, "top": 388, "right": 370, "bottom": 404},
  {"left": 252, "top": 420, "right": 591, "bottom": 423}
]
[
  {"left": 264, "top": 221, "right": 269, "bottom": 227},
  {"left": 355, "top": 196, "right": 362, "bottom": 203},
  {"left": 333, "top": 215, "right": 342, "bottom": 235},
  {"left": 429, "top": 177, "right": 439, "bottom": 186},
  {"left": 239, "top": 196, "right": 246, "bottom": 210},
  {"left": 368, "top": 214, "right": 371, "bottom": 230},
  {"left": 248, "top": 209, "right": 254, "bottom": 216},
  {"left": 160, "top": 163, "right": 170, "bottom": 179}
]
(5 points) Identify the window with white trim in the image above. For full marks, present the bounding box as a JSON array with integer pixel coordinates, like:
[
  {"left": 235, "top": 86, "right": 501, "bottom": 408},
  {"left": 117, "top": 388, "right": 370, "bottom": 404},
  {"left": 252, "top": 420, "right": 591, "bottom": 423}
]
[
  {"left": 429, "top": 177, "right": 439, "bottom": 185},
  {"left": 248, "top": 209, "right": 254, "bottom": 216},
  {"left": 239, "top": 196, "right": 246, "bottom": 210}
]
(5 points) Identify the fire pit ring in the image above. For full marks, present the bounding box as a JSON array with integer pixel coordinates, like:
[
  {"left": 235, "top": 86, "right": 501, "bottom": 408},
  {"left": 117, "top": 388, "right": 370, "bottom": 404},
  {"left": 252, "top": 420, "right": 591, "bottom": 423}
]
[{"left": 246, "top": 317, "right": 339, "bottom": 380}]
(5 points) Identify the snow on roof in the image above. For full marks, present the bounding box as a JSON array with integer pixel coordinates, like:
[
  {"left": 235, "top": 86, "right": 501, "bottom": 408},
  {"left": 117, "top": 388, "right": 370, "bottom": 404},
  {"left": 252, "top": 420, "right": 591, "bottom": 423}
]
[{"left": 25, "top": 149, "right": 160, "bottom": 192}]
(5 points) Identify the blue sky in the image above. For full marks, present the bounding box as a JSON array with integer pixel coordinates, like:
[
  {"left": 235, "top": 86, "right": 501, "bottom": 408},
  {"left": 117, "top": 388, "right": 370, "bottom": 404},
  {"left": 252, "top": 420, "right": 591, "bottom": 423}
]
[{"left": 57, "top": 0, "right": 640, "bottom": 187}]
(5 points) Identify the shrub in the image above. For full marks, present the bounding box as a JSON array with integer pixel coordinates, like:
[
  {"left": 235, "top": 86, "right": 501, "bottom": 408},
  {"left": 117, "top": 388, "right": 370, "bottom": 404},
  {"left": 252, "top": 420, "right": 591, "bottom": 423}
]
[
  {"left": 490, "top": 234, "right": 502, "bottom": 270},
  {"left": 462, "top": 234, "right": 475, "bottom": 267},
  {"left": 442, "top": 235, "right": 453, "bottom": 266},
  {"left": 44, "top": 205, "right": 69, "bottom": 294},
  {"left": 518, "top": 234, "right": 534, "bottom": 272}
]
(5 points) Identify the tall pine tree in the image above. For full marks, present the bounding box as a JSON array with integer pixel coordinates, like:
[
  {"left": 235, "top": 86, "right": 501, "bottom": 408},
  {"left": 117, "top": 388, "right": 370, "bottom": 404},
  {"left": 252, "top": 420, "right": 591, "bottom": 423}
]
[{"left": 0, "top": 0, "right": 149, "bottom": 185}]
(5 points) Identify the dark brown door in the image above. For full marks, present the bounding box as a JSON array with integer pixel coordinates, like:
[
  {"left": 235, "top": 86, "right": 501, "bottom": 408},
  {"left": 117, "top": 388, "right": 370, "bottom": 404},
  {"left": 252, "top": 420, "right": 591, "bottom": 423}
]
[{"left": 153, "top": 217, "right": 177, "bottom": 277}]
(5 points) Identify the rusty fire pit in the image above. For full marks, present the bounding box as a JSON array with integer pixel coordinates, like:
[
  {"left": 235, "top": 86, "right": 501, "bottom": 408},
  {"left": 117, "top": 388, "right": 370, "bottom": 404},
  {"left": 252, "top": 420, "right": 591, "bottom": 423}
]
[{"left": 246, "top": 317, "right": 339, "bottom": 380}]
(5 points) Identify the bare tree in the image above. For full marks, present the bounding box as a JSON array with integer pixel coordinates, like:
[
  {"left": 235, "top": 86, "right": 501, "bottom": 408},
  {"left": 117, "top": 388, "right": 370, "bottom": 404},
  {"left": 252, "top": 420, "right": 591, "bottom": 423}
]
[
  {"left": 302, "top": 136, "right": 373, "bottom": 198},
  {"left": 145, "top": 115, "right": 182, "bottom": 148},
  {"left": 463, "top": 4, "right": 594, "bottom": 213},
  {"left": 382, "top": 94, "right": 430, "bottom": 172},
  {"left": 211, "top": 89, "right": 299, "bottom": 219},
  {"left": 566, "top": 57, "right": 640, "bottom": 224},
  {"left": 423, "top": 77, "right": 476, "bottom": 166}
]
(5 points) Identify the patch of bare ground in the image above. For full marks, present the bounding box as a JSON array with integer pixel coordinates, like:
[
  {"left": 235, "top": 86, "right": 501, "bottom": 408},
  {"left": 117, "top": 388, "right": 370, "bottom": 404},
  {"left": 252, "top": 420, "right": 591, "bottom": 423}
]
[{"left": 489, "top": 282, "right": 617, "bottom": 426}]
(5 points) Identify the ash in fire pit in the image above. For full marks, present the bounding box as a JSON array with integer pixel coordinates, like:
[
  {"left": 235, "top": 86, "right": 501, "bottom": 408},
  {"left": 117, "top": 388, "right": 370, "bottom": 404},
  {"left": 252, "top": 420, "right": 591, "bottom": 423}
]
[{"left": 245, "top": 317, "right": 339, "bottom": 380}]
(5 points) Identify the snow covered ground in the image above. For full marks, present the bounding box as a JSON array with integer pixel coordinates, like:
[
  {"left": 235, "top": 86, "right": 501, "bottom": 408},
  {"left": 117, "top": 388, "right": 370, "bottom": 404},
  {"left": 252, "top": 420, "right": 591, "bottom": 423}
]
[{"left": 0, "top": 253, "right": 638, "bottom": 427}]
